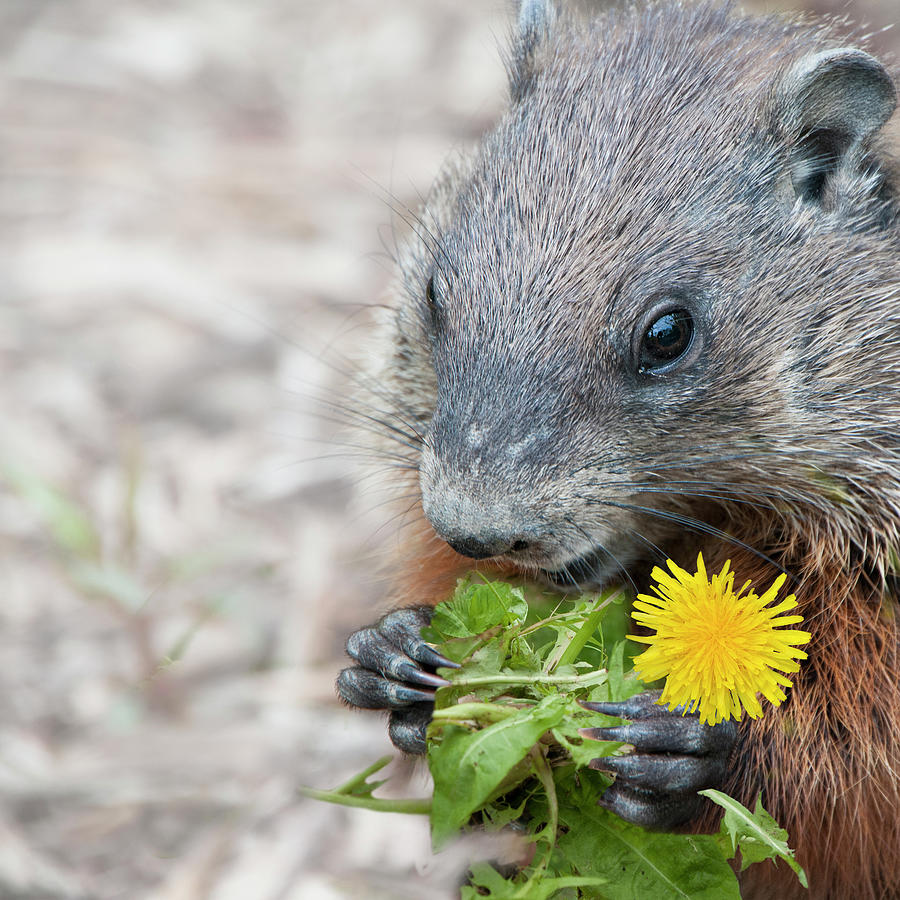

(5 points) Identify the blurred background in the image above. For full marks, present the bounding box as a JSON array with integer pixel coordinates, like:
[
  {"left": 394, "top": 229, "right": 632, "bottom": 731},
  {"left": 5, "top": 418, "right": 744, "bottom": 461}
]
[{"left": 0, "top": 1, "right": 894, "bottom": 898}]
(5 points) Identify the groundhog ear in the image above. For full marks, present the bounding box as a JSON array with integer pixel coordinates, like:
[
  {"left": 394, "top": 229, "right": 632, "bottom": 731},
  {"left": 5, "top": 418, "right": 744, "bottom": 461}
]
[
  {"left": 509, "top": 0, "right": 558, "bottom": 101},
  {"left": 777, "top": 48, "right": 897, "bottom": 201}
]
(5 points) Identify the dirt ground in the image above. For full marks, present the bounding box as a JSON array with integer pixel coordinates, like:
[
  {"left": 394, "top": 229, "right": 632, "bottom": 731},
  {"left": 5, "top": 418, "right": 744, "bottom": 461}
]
[{"left": 0, "top": 1, "right": 895, "bottom": 898}]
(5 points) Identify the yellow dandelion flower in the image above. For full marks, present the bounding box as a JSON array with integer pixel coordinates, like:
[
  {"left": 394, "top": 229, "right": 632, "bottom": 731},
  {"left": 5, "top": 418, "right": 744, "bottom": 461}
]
[{"left": 629, "top": 553, "right": 811, "bottom": 726}]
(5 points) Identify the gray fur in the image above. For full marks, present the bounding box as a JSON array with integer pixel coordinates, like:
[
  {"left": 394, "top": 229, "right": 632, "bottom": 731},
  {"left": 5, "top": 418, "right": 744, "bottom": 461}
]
[
  {"left": 777, "top": 47, "right": 897, "bottom": 201},
  {"left": 518, "top": 0, "right": 556, "bottom": 37},
  {"left": 373, "top": 0, "right": 900, "bottom": 589},
  {"left": 779, "top": 48, "right": 896, "bottom": 140},
  {"left": 510, "top": 0, "right": 558, "bottom": 102}
]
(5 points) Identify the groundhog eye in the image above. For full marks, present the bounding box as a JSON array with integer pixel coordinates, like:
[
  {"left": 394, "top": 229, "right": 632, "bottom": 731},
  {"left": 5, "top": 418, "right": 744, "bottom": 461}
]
[{"left": 639, "top": 308, "right": 694, "bottom": 372}]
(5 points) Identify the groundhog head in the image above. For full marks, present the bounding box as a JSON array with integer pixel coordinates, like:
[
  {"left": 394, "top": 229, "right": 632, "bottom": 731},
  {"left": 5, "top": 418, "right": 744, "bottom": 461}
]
[{"left": 378, "top": 0, "right": 899, "bottom": 587}]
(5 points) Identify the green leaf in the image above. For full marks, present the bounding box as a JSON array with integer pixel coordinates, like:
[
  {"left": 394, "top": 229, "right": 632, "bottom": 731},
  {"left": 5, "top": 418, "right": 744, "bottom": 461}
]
[
  {"left": 700, "top": 790, "right": 808, "bottom": 887},
  {"left": 605, "top": 641, "right": 631, "bottom": 701},
  {"left": 551, "top": 726, "right": 620, "bottom": 770},
  {"left": 431, "top": 702, "right": 521, "bottom": 727},
  {"left": 334, "top": 755, "right": 393, "bottom": 798},
  {"left": 298, "top": 757, "right": 432, "bottom": 815},
  {"left": 545, "top": 695, "right": 624, "bottom": 768},
  {"left": 462, "top": 861, "right": 607, "bottom": 899},
  {"left": 506, "top": 634, "right": 543, "bottom": 671},
  {"left": 481, "top": 797, "right": 528, "bottom": 831},
  {"left": 557, "top": 807, "right": 741, "bottom": 899},
  {"left": 428, "top": 694, "right": 568, "bottom": 847},
  {"left": 553, "top": 592, "right": 619, "bottom": 671},
  {"left": 447, "top": 640, "right": 507, "bottom": 682},
  {"left": 431, "top": 633, "right": 487, "bottom": 664},
  {"left": 541, "top": 769, "right": 741, "bottom": 900},
  {"left": 461, "top": 862, "right": 513, "bottom": 898},
  {"left": 426, "top": 579, "right": 528, "bottom": 641}
]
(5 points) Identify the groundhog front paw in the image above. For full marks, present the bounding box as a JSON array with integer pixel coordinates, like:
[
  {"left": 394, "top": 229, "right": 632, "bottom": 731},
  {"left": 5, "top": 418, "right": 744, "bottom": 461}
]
[
  {"left": 335, "top": 606, "right": 458, "bottom": 754},
  {"left": 580, "top": 690, "right": 738, "bottom": 830}
]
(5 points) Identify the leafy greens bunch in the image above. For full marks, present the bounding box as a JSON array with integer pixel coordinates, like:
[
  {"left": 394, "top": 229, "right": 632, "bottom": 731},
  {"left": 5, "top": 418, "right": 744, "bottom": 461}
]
[{"left": 305, "top": 577, "right": 807, "bottom": 898}]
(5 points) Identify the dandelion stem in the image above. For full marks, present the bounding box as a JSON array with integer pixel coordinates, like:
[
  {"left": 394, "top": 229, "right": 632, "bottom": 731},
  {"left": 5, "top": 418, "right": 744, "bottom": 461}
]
[{"left": 450, "top": 670, "right": 608, "bottom": 689}]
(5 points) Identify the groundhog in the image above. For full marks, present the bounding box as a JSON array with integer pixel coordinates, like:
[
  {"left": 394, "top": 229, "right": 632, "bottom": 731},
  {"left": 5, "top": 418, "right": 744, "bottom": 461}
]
[{"left": 335, "top": 1, "right": 900, "bottom": 897}]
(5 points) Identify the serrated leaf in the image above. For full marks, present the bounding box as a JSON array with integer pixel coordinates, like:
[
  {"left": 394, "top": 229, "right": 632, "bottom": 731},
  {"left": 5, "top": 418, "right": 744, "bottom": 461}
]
[
  {"left": 430, "top": 634, "right": 485, "bottom": 664},
  {"left": 481, "top": 797, "right": 528, "bottom": 831},
  {"left": 700, "top": 790, "right": 808, "bottom": 887},
  {"left": 439, "top": 640, "right": 505, "bottom": 691},
  {"left": 542, "top": 695, "right": 621, "bottom": 768},
  {"left": 298, "top": 756, "right": 432, "bottom": 815},
  {"left": 506, "top": 635, "right": 542, "bottom": 671},
  {"left": 557, "top": 802, "right": 741, "bottom": 899},
  {"left": 426, "top": 580, "right": 528, "bottom": 641},
  {"left": 519, "top": 768, "right": 741, "bottom": 900},
  {"left": 428, "top": 694, "right": 568, "bottom": 847},
  {"left": 461, "top": 862, "right": 512, "bottom": 898},
  {"left": 463, "top": 861, "right": 608, "bottom": 899}
]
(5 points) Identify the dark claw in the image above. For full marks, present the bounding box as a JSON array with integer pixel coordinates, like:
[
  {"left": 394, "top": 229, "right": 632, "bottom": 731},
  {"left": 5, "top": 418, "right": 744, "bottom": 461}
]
[
  {"left": 590, "top": 753, "right": 728, "bottom": 793},
  {"left": 581, "top": 689, "right": 739, "bottom": 831},
  {"left": 581, "top": 717, "right": 724, "bottom": 755},
  {"left": 581, "top": 709, "right": 738, "bottom": 756},
  {"left": 581, "top": 690, "right": 666, "bottom": 718},
  {"left": 346, "top": 628, "right": 450, "bottom": 687},
  {"left": 598, "top": 781, "right": 703, "bottom": 831},
  {"left": 378, "top": 609, "right": 460, "bottom": 669},
  {"left": 396, "top": 663, "right": 451, "bottom": 688},
  {"left": 405, "top": 643, "right": 461, "bottom": 671},
  {"left": 338, "top": 605, "right": 451, "bottom": 756},
  {"left": 336, "top": 667, "right": 436, "bottom": 709}
]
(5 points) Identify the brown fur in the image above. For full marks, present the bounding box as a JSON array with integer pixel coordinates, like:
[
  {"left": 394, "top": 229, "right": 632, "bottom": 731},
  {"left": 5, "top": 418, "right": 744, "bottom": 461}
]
[
  {"left": 357, "top": 2, "right": 900, "bottom": 896},
  {"left": 702, "top": 545, "right": 900, "bottom": 898}
]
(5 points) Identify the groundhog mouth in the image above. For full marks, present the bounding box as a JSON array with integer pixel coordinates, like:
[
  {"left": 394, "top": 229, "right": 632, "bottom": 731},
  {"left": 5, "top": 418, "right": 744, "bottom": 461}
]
[{"left": 542, "top": 548, "right": 611, "bottom": 591}]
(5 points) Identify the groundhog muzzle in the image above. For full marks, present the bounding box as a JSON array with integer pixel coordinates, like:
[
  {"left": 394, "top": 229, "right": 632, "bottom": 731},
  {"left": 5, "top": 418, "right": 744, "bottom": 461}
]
[{"left": 336, "top": 1, "right": 900, "bottom": 897}]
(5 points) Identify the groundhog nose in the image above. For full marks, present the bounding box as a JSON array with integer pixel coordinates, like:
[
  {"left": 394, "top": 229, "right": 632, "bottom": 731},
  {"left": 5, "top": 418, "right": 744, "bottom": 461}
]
[
  {"left": 446, "top": 534, "right": 530, "bottom": 560},
  {"left": 419, "top": 461, "right": 538, "bottom": 560}
]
